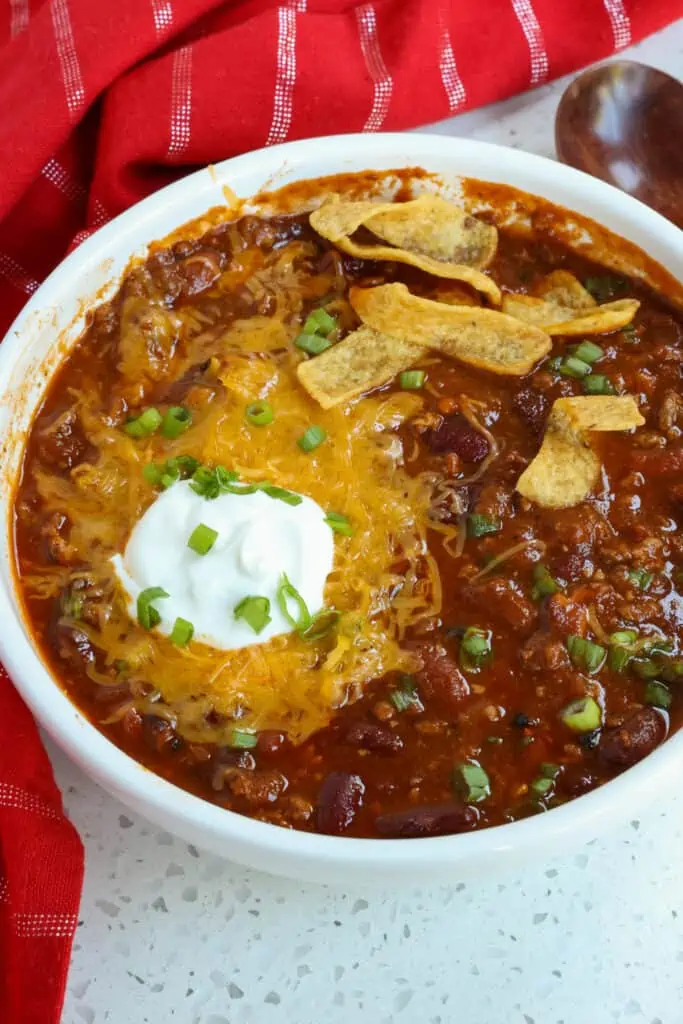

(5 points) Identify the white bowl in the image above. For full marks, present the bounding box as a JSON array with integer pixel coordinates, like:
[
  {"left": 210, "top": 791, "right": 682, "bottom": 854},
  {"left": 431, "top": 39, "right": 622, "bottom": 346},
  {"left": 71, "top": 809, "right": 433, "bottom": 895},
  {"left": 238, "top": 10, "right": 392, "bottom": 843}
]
[{"left": 1, "top": 133, "right": 682, "bottom": 885}]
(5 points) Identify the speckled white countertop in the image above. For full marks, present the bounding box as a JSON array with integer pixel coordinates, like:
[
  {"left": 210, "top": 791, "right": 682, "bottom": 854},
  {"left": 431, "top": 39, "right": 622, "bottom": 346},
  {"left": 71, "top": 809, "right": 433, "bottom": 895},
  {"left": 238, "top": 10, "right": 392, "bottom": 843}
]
[{"left": 54, "top": 21, "right": 683, "bottom": 1024}]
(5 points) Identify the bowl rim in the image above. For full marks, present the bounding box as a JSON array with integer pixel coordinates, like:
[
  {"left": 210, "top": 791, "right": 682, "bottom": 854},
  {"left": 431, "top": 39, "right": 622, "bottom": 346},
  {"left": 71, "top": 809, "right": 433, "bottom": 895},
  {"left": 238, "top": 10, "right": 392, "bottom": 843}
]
[{"left": 1, "top": 131, "right": 682, "bottom": 874}]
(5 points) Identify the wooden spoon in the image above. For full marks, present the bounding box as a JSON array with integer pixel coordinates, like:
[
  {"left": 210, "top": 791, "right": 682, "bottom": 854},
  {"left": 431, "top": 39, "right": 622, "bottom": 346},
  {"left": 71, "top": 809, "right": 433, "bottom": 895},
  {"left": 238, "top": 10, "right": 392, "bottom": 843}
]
[{"left": 555, "top": 61, "right": 683, "bottom": 229}]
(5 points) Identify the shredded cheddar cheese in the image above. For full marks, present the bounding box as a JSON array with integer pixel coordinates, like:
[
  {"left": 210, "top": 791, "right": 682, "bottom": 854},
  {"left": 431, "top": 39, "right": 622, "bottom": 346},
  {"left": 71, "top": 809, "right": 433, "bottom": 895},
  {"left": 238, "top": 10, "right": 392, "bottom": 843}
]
[{"left": 25, "top": 236, "right": 456, "bottom": 744}]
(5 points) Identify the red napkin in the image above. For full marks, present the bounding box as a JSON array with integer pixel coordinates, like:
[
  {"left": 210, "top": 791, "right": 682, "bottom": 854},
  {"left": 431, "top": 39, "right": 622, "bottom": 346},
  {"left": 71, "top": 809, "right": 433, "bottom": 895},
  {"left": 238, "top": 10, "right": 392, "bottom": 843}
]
[{"left": 0, "top": 1, "right": 680, "bottom": 1020}]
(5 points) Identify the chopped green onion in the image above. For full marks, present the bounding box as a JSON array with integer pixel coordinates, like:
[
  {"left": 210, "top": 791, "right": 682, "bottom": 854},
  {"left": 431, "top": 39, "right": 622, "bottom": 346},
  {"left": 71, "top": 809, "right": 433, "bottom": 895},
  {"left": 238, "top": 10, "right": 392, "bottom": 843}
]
[
  {"left": 137, "top": 586, "right": 169, "bottom": 630},
  {"left": 161, "top": 406, "right": 192, "bottom": 439},
  {"left": 644, "top": 681, "right": 672, "bottom": 710},
  {"left": 582, "top": 374, "right": 616, "bottom": 396},
  {"left": 610, "top": 630, "right": 639, "bottom": 646},
  {"left": 143, "top": 463, "right": 163, "bottom": 485},
  {"left": 487, "top": 735, "right": 504, "bottom": 745},
  {"left": 467, "top": 514, "right": 501, "bottom": 538},
  {"left": 297, "top": 425, "right": 327, "bottom": 453},
  {"left": 571, "top": 340, "right": 604, "bottom": 364},
  {"left": 584, "top": 275, "right": 626, "bottom": 303},
  {"left": 628, "top": 568, "right": 654, "bottom": 591},
  {"left": 170, "top": 617, "right": 194, "bottom": 647},
  {"left": 547, "top": 356, "right": 563, "bottom": 372},
  {"left": 215, "top": 466, "right": 239, "bottom": 488},
  {"left": 175, "top": 455, "right": 201, "bottom": 475},
  {"left": 219, "top": 475, "right": 259, "bottom": 495},
  {"left": 299, "top": 608, "right": 340, "bottom": 641},
  {"left": 608, "top": 629, "right": 638, "bottom": 672},
  {"left": 453, "top": 762, "right": 491, "bottom": 803},
  {"left": 399, "top": 370, "right": 426, "bottom": 390},
  {"left": 259, "top": 483, "right": 303, "bottom": 506},
  {"left": 191, "top": 466, "right": 222, "bottom": 498},
  {"left": 245, "top": 401, "right": 274, "bottom": 427},
  {"left": 530, "top": 765, "right": 560, "bottom": 796},
  {"left": 530, "top": 776, "right": 554, "bottom": 796},
  {"left": 460, "top": 626, "right": 493, "bottom": 672},
  {"left": 621, "top": 322, "right": 637, "bottom": 342},
  {"left": 124, "top": 407, "right": 163, "bottom": 438},
  {"left": 325, "top": 511, "right": 353, "bottom": 537},
  {"left": 559, "top": 356, "right": 591, "bottom": 379},
  {"left": 560, "top": 696, "right": 602, "bottom": 733},
  {"left": 188, "top": 463, "right": 304, "bottom": 505},
  {"left": 303, "top": 308, "right": 336, "bottom": 336},
  {"left": 223, "top": 483, "right": 258, "bottom": 496},
  {"left": 531, "top": 564, "right": 560, "bottom": 600},
  {"left": 190, "top": 465, "right": 239, "bottom": 499},
  {"left": 60, "top": 587, "right": 83, "bottom": 620},
  {"left": 187, "top": 523, "right": 218, "bottom": 555},
  {"left": 234, "top": 595, "right": 272, "bottom": 634},
  {"left": 227, "top": 728, "right": 258, "bottom": 749},
  {"left": 566, "top": 634, "right": 606, "bottom": 674},
  {"left": 295, "top": 333, "right": 333, "bottom": 355},
  {"left": 631, "top": 657, "right": 660, "bottom": 680},
  {"left": 145, "top": 455, "right": 201, "bottom": 489},
  {"left": 608, "top": 646, "right": 632, "bottom": 674},
  {"left": 660, "top": 659, "right": 683, "bottom": 684},
  {"left": 161, "top": 469, "right": 180, "bottom": 489},
  {"left": 642, "top": 636, "right": 674, "bottom": 655},
  {"left": 276, "top": 573, "right": 311, "bottom": 632},
  {"left": 390, "top": 675, "right": 420, "bottom": 712}
]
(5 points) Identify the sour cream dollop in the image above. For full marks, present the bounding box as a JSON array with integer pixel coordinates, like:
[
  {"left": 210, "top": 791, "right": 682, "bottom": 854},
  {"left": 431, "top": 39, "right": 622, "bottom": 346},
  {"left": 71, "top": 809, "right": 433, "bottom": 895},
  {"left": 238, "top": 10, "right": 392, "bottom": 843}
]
[{"left": 112, "top": 481, "right": 334, "bottom": 650}]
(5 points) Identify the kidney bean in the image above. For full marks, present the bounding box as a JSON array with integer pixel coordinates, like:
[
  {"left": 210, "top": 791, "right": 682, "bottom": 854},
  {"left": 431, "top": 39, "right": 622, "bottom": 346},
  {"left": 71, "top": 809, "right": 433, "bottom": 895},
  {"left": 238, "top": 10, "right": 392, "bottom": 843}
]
[
  {"left": 257, "top": 730, "right": 288, "bottom": 756},
  {"left": 344, "top": 721, "right": 403, "bottom": 754},
  {"left": 560, "top": 766, "right": 598, "bottom": 797},
  {"left": 513, "top": 386, "right": 549, "bottom": 436},
  {"left": 215, "top": 748, "right": 257, "bottom": 771},
  {"left": 414, "top": 644, "right": 469, "bottom": 708},
  {"left": 315, "top": 772, "right": 365, "bottom": 835},
  {"left": 55, "top": 623, "right": 97, "bottom": 671},
  {"left": 600, "top": 707, "right": 667, "bottom": 768},
  {"left": 143, "top": 715, "right": 178, "bottom": 754},
  {"left": 427, "top": 414, "right": 489, "bottom": 462},
  {"left": 375, "top": 802, "right": 477, "bottom": 839}
]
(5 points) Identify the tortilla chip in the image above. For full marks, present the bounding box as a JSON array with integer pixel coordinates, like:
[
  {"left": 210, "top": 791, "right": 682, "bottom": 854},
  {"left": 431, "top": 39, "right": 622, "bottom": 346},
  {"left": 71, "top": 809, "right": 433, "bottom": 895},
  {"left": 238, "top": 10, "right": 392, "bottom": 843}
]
[
  {"left": 429, "top": 284, "right": 482, "bottom": 308},
  {"left": 537, "top": 270, "right": 597, "bottom": 311},
  {"left": 556, "top": 395, "right": 645, "bottom": 433},
  {"left": 351, "top": 283, "right": 551, "bottom": 376},
  {"left": 516, "top": 395, "right": 644, "bottom": 508},
  {"left": 502, "top": 269, "right": 639, "bottom": 335},
  {"left": 516, "top": 422, "right": 600, "bottom": 509},
  {"left": 309, "top": 197, "right": 501, "bottom": 304},
  {"left": 296, "top": 324, "right": 424, "bottom": 409},
  {"left": 546, "top": 299, "right": 640, "bottom": 336},
  {"left": 365, "top": 196, "right": 497, "bottom": 268}
]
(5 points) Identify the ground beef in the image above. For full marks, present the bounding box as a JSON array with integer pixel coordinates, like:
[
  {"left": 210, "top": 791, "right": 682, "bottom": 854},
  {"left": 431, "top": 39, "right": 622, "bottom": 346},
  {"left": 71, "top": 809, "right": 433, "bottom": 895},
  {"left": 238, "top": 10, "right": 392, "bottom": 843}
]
[{"left": 465, "top": 577, "right": 537, "bottom": 632}]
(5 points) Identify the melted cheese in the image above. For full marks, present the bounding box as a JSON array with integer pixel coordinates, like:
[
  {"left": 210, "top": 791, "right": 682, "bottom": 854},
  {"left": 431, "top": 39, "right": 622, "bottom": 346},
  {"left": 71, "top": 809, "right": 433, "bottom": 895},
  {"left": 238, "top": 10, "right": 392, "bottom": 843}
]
[{"left": 26, "top": 239, "right": 456, "bottom": 744}]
